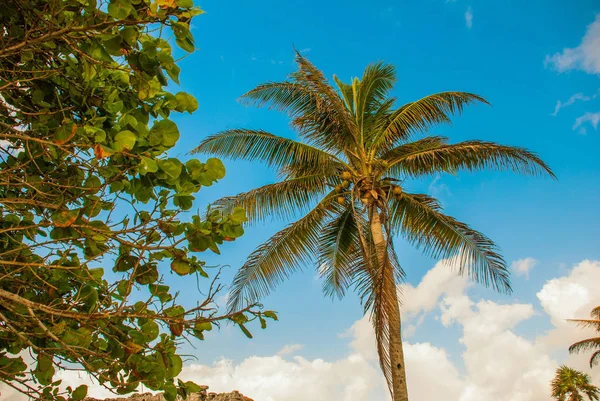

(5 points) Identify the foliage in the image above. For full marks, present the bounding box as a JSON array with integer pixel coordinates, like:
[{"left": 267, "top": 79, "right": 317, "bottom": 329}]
[
  {"left": 569, "top": 306, "right": 600, "bottom": 368},
  {"left": 0, "top": 1, "right": 276, "bottom": 400},
  {"left": 193, "top": 52, "right": 554, "bottom": 400},
  {"left": 551, "top": 366, "right": 600, "bottom": 401}
]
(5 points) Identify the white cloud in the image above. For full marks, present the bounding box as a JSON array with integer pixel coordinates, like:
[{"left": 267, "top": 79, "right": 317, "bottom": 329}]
[
  {"left": 465, "top": 7, "right": 473, "bottom": 30},
  {"left": 545, "top": 14, "right": 600, "bottom": 74},
  {"left": 551, "top": 90, "right": 599, "bottom": 116},
  {"left": 537, "top": 259, "right": 600, "bottom": 327},
  {"left": 3, "top": 260, "right": 600, "bottom": 401},
  {"left": 177, "top": 355, "right": 385, "bottom": 401},
  {"left": 276, "top": 344, "right": 304, "bottom": 356},
  {"left": 404, "top": 342, "right": 463, "bottom": 400},
  {"left": 573, "top": 111, "right": 600, "bottom": 134},
  {"left": 511, "top": 257, "right": 538, "bottom": 278},
  {"left": 401, "top": 258, "right": 469, "bottom": 317}
]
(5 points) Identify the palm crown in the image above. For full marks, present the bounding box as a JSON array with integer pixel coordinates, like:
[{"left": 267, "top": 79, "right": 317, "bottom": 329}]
[
  {"left": 551, "top": 365, "right": 600, "bottom": 401},
  {"left": 193, "top": 53, "right": 554, "bottom": 400}
]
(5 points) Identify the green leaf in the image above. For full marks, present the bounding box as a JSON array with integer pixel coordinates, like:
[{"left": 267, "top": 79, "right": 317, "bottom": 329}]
[
  {"left": 0, "top": 356, "right": 27, "bottom": 375},
  {"left": 32, "top": 89, "right": 45, "bottom": 104},
  {"left": 117, "top": 280, "right": 132, "bottom": 297},
  {"left": 164, "top": 305, "right": 185, "bottom": 317},
  {"left": 107, "top": 0, "right": 132, "bottom": 19},
  {"left": 88, "top": 268, "right": 104, "bottom": 282},
  {"left": 51, "top": 209, "right": 80, "bottom": 228},
  {"left": 140, "top": 156, "right": 158, "bottom": 175},
  {"left": 163, "top": 382, "right": 177, "bottom": 401},
  {"left": 205, "top": 157, "right": 226, "bottom": 180},
  {"left": 176, "top": 36, "right": 195, "bottom": 53},
  {"left": 174, "top": 92, "right": 198, "bottom": 114},
  {"left": 173, "top": 195, "right": 194, "bottom": 210},
  {"left": 158, "top": 159, "right": 183, "bottom": 179},
  {"left": 230, "top": 313, "right": 248, "bottom": 325},
  {"left": 150, "top": 284, "right": 172, "bottom": 303},
  {"left": 78, "top": 284, "right": 98, "bottom": 312},
  {"left": 102, "top": 34, "right": 123, "bottom": 56},
  {"left": 114, "top": 130, "right": 137, "bottom": 152},
  {"left": 71, "top": 385, "right": 88, "bottom": 401},
  {"left": 84, "top": 175, "right": 102, "bottom": 189},
  {"left": 165, "top": 63, "right": 181, "bottom": 84},
  {"left": 54, "top": 124, "right": 77, "bottom": 144},
  {"left": 168, "top": 354, "right": 183, "bottom": 378},
  {"left": 183, "top": 381, "right": 203, "bottom": 394},
  {"left": 141, "top": 321, "right": 160, "bottom": 341},
  {"left": 238, "top": 324, "right": 253, "bottom": 339},
  {"left": 230, "top": 207, "right": 248, "bottom": 224},
  {"left": 115, "top": 255, "right": 137, "bottom": 272},
  {"left": 222, "top": 223, "right": 244, "bottom": 239},
  {"left": 149, "top": 119, "right": 180, "bottom": 148},
  {"left": 135, "top": 264, "right": 159, "bottom": 285},
  {"left": 170, "top": 259, "right": 190, "bottom": 276},
  {"left": 106, "top": 100, "right": 124, "bottom": 114},
  {"left": 263, "top": 311, "right": 278, "bottom": 321},
  {"left": 194, "top": 321, "right": 212, "bottom": 332},
  {"left": 176, "top": 0, "right": 194, "bottom": 7},
  {"left": 34, "top": 353, "right": 55, "bottom": 386}
]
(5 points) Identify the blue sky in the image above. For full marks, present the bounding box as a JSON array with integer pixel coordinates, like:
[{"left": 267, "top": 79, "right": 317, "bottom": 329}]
[
  {"left": 14, "top": 2, "right": 598, "bottom": 401},
  {"left": 148, "top": 1, "right": 600, "bottom": 399}
]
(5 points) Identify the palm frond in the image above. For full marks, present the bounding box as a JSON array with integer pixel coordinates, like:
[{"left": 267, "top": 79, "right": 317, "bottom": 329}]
[
  {"left": 239, "top": 81, "right": 317, "bottom": 118},
  {"left": 569, "top": 338, "right": 600, "bottom": 367},
  {"left": 192, "top": 129, "right": 345, "bottom": 170},
  {"left": 372, "top": 92, "right": 489, "bottom": 154},
  {"left": 317, "top": 207, "right": 361, "bottom": 299},
  {"left": 389, "top": 192, "right": 511, "bottom": 293},
  {"left": 333, "top": 75, "right": 355, "bottom": 112},
  {"left": 568, "top": 319, "right": 600, "bottom": 331},
  {"left": 384, "top": 139, "right": 556, "bottom": 178},
  {"left": 569, "top": 338, "right": 600, "bottom": 354},
  {"left": 590, "top": 350, "right": 600, "bottom": 368},
  {"left": 291, "top": 52, "right": 359, "bottom": 152},
  {"left": 356, "top": 62, "right": 396, "bottom": 120},
  {"left": 211, "top": 174, "right": 330, "bottom": 224},
  {"left": 227, "top": 193, "right": 336, "bottom": 312}
]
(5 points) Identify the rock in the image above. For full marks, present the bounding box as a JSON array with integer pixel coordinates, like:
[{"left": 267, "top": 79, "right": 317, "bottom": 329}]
[
  {"left": 85, "top": 388, "right": 253, "bottom": 401},
  {"left": 206, "top": 390, "right": 253, "bottom": 401}
]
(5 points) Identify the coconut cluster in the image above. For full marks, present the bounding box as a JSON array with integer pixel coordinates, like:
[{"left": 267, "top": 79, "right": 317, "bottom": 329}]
[{"left": 335, "top": 171, "right": 353, "bottom": 204}]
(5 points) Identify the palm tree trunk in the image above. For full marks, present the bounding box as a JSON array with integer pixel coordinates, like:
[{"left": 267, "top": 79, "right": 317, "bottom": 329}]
[{"left": 369, "top": 206, "right": 409, "bottom": 401}]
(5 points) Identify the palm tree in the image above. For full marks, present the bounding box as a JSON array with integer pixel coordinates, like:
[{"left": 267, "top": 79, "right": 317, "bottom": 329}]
[
  {"left": 192, "top": 53, "right": 554, "bottom": 401},
  {"left": 551, "top": 365, "right": 600, "bottom": 401},
  {"left": 569, "top": 306, "right": 600, "bottom": 367}
]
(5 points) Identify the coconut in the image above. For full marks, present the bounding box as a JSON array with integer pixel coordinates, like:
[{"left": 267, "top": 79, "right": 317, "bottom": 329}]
[
  {"left": 341, "top": 180, "right": 350, "bottom": 189},
  {"left": 393, "top": 186, "right": 402, "bottom": 195},
  {"left": 337, "top": 196, "right": 346, "bottom": 204},
  {"left": 341, "top": 171, "right": 352, "bottom": 180}
]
